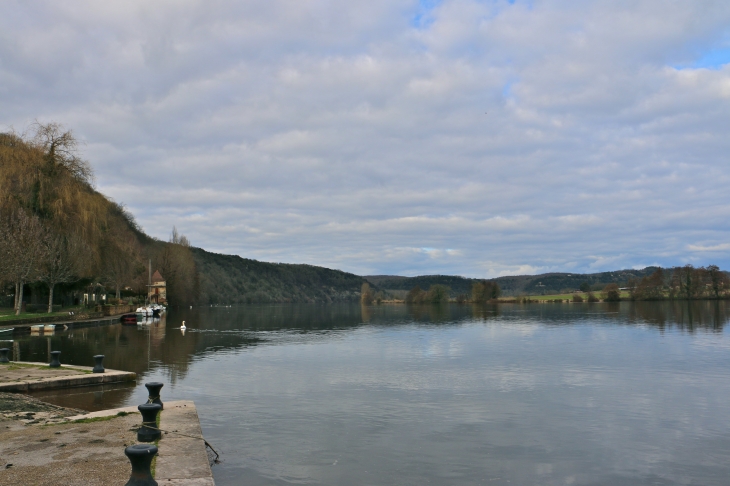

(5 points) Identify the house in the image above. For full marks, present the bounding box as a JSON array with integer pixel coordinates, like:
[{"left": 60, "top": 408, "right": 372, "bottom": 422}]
[{"left": 149, "top": 270, "right": 167, "bottom": 304}]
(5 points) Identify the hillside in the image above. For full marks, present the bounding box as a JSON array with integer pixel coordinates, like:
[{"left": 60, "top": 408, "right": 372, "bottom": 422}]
[
  {"left": 367, "top": 267, "right": 661, "bottom": 297},
  {"left": 193, "top": 248, "right": 367, "bottom": 304}
]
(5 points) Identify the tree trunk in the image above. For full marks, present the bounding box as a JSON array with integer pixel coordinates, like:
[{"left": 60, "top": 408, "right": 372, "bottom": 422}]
[
  {"left": 48, "top": 284, "right": 55, "bottom": 314},
  {"left": 116, "top": 286, "right": 120, "bottom": 300},
  {"left": 14, "top": 282, "right": 19, "bottom": 311},
  {"left": 15, "top": 281, "right": 24, "bottom": 316}
]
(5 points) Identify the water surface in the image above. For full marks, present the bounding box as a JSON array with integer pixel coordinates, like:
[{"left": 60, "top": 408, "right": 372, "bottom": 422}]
[{"left": 9, "top": 302, "right": 730, "bottom": 485}]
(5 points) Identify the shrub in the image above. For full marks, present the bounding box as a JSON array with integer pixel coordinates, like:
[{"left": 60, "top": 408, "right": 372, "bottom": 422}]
[
  {"left": 572, "top": 294, "right": 584, "bottom": 303},
  {"left": 603, "top": 283, "right": 621, "bottom": 302},
  {"left": 587, "top": 293, "right": 600, "bottom": 302}
]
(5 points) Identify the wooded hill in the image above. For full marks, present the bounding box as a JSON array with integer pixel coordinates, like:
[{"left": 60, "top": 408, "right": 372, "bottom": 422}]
[
  {"left": 367, "top": 268, "right": 662, "bottom": 298},
  {"left": 193, "top": 249, "right": 365, "bottom": 304},
  {"left": 0, "top": 123, "right": 369, "bottom": 309}
]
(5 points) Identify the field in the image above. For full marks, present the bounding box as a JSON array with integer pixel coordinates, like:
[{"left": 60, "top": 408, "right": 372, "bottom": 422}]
[{"left": 508, "top": 291, "right": 631, "bottom": 302}]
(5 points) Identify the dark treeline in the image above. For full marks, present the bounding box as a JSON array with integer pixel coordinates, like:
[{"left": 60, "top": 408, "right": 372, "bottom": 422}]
[{"left": 368, "top": 268, "right": 662, "bottom": 297}]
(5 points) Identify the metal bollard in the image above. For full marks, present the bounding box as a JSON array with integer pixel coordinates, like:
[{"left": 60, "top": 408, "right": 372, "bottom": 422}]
[
  {"left": 124, "top": 444, "right": 158, "bottom": 486},
  {"left": 145, "top": 382, "right": 164, "bottom": 409},
  {"left": 137, "top": 403, "right": 162, "bottom": 443},
  {"left": 92, "top": 355, "right": 105, "bottom": 373},
  {"left": 49, "top": 350, "right": 61, "bottom": 367},
  {"left": 0, "top": 348, "right": 9, "bottom": 363}
]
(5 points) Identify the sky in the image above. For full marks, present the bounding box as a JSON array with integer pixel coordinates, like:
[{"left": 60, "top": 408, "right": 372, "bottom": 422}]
[{"left": 1, "top": 0, "right": 730, "bottom": 278}]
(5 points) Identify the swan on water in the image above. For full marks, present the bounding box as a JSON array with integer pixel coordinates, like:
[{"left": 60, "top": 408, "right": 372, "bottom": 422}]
[{"left": 180, "top": 321, "right": 186, "bottom": 331}]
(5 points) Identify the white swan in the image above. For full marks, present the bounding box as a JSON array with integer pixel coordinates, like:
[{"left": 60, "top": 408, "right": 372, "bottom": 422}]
[{"left": 180, "top": 321, "right": 186, "bottom": 331}]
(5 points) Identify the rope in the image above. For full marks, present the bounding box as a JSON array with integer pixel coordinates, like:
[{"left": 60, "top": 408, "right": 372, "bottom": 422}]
[
  {"left": 139, "top": 424, "right": 221, "bottom": 463},
  {"left": 146, "top": 396, "right": 160, "bottom": 404}
]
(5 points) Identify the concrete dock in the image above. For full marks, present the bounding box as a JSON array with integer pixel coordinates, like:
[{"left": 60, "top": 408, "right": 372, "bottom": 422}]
[
  {"left": 0, "top": 361, "right": 137, "bottom": 392},
  {"left": 67, "top": 400, "right": 216, "bottom": 485},
  {"left": 1, "top": 399, "right": 215, "bottom": 485}
]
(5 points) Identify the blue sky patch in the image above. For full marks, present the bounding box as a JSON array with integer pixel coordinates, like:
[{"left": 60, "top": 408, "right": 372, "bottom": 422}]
[
  {"left": 677, "top": 47, "right": 730, "bottom": 70},
  {"left": 411, "top": 0, "right": 442, "bottom": 29}
]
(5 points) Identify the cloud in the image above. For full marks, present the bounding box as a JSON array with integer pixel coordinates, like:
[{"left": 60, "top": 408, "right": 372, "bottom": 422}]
[
  {"left": 2, "top": 0, "right": 730, "bottom": 277},
  {"left": 687, "top": 243, "right": 730, "bottom": 252}
]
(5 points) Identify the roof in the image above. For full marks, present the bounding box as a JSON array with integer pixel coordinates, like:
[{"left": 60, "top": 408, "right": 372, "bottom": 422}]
[{"left": 152, "top": 270, "right": 165, "bottom": 283}]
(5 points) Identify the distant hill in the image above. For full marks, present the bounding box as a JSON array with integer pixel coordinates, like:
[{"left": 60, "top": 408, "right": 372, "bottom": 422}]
[
  {"left": 193, "top": 248, "right": 368, "bottom": 304},
  {"left": 367, "top": 267, "right": 661, "bottom": 297}
]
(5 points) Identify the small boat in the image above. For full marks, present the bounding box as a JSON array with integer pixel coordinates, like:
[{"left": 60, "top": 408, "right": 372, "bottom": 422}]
[
  {"left": 44, "top": 324, "right": 56, "bottom": 332},
  {"left": 121, "top": 313, "right": 138, "bottom": 325},
  {"left": 0, "top": 328, "right": 12, "bottom": 334},
  {"left": 150, "top": 304, "right": 166, "bottom": 316}
]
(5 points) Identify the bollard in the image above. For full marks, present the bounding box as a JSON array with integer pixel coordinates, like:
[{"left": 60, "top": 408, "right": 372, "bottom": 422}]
[
  {"left": 145, "top": 382, "right": 164, "bottom": 409},
  {"left": 49, "top": 350, "right": 61, "bottom": 367},
  {"left": 137, "top": 403, "right": 162, "bottom": 443},
  {"left": 0, "top": 348, "right": 9, "bottom": 363},
  {"left": 92, "top": 354, "right": 105, "bottom": 373},
  {"left": 124, "top": 444, "right": 158, "bottom": 486}
]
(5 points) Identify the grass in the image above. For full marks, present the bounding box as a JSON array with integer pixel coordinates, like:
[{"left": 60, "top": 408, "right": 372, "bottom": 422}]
[
  {"left": 38, "top": 365, "right": 93, "bottom": 374},
  {"left": 0, "top": 362, "right": 41, "bottom": 370},
  {"left": 0, "top": 362, "right": 93, "bottom": 373},
  {"left": 43, "top": 411, "right": 138, "bottom": 426},
  {"left": 513, "top": 291, "right": 632, "bottom": 302},
  {"left": 0, "top": 306, "right": 87, "bottom": 322}
]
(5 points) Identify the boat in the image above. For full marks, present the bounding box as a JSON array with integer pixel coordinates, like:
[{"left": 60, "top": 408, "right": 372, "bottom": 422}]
[
  {"left": 135, "top": 306, "right": 152, "bottom": 318},
  {"left": 150, "top": 304, "right": 166, "bottom": 316},
  {"left": 120, "top": 313, "right": 138, "bottom": 325}
]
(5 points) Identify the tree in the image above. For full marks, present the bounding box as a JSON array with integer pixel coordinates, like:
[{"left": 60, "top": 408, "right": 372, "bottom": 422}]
[
  {"left": 632, "top": 268, "right": 666, "bottom": 300},
  {"left": 427, "top": 284, "right": 451, "bottom": 304},
  {"left": 472, "top": 280, "right": 501, "bottom": 304},
  {"left": 406, "top": 285, "right": 426, "bottom": 304},
  {"left": 99, "top": 212, "right": 142, "bottom": 300},
  {"left": 0, "top": 209, "right": 45, "bottom": 314},
  {"left": 706, "top": 265, "right": 728, "bottom": 299},
  {"left": 155, "top": 227, "right": 198, "bottom": 305},
  {"left": 361, "top": 282, "right": 374, "bottom": 305},
  {"left": 37, "top": 233, "right": 85, "bottom": 313},
  {"left": 671, "top": 265, "right": 703, "bottom": 299},
  {"left": 579, "top": 282, "right": 590, "bottom": 292},
  {"left": 603, "top": 283, "right": 621, "bottom": 302},
  {"left": 31, "top": 121, "right": 93, "bottom": 185}
]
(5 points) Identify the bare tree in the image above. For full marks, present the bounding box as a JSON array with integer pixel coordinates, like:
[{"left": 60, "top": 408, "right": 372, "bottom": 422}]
[
  {"left": 31, "top": 121, "right": 93, "bottom": 184},
  {"left": 1, "top": 209, "right": 46, "bottom": 314},
  {"left": 37, "top": 233, "right": 85, "bottom": 313}
]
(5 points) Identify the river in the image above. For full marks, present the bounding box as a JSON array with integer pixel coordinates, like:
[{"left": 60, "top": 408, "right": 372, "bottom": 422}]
[{"left": 9, "top": 301, "right": 730, "bottom": 485}]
